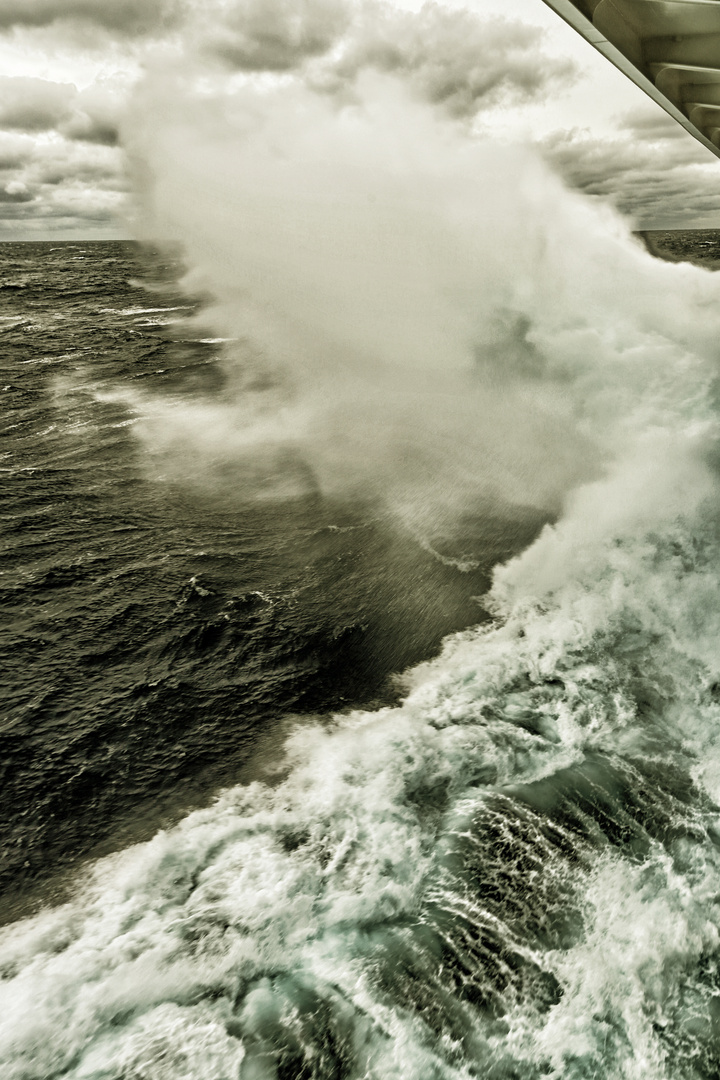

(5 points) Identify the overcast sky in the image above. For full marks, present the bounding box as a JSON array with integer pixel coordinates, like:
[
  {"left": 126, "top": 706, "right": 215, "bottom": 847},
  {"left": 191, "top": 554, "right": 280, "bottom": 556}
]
[{"left": 0, "top": 0, "right": 718, "bottom": 239}]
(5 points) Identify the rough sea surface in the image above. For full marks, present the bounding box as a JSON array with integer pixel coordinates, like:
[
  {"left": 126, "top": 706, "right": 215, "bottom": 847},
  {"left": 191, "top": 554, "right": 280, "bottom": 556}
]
[
  {"left": 4, "top": 231, "right": 720, "bottom": 1079},
  {"left": 0, "top": 241, "right": 543, "bottom": 912}
]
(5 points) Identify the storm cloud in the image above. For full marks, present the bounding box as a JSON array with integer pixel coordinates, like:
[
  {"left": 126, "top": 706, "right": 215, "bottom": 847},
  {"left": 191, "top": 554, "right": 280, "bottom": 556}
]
[
  {"left": 0, "top": 77, "right": 75, "bottom": 131},
  {"left": 541, "top": 106, "right": 720, "bottom": 227},
  {"left": 0, "top": 76, "right": 129, "bottom": 235},
  {"left": 0, "top": 0, "right": 182, "bottom": 36},
  {"left": 0, "top": 0, "right": 718, "bottom": 236},
  {"left": 203, "top": 0, "right": 351, "bottom": 72},
  {"left": 0, "top": 77, "right": 122, "bottom": 144},
  {"left": 194, "top": 0, "right": 576, "bottom": 119},
  {"left": 324, "top": 5, "right": 576, "bottom": 117}
]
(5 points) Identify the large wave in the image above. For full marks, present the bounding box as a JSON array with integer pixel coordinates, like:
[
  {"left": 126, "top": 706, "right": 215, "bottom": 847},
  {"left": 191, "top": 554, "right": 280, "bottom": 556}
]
[
  {"left": 6, "top": 180, "right": 720, "bottom": 1078},
  {"left": 7, "top": 10, "right": 720, "bottom": 1075}
]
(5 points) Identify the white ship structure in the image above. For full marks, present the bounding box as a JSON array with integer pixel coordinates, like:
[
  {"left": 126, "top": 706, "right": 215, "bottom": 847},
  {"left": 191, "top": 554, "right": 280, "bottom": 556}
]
[{"left": 542, "top": 0, "right": 720, "bottom": 157}]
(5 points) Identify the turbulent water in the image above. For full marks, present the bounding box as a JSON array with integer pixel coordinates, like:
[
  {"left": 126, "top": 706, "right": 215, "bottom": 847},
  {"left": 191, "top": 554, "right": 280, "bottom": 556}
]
[
  {"left": 4, "top": 226, "right": 720, "bottom": 1080},
  {"left": 1, "top": 241, "right": 543, "bottom": 913}
]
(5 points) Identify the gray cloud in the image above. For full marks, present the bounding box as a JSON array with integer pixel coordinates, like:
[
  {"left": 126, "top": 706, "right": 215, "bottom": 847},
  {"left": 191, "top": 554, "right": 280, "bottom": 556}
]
[
  {"left": 0, "top": 184, "right": 33, "bottom": 202},
  {"left": 0, "top": 129, "right": 127, "bottom": 234},
  {"left": 0, "top": 77, "right": 123, "bottom": 145},
  {"left": 62, "top": 83, "right": 124, "bottom": 144},
  {"left": 0, "top": 132, "right": 37, "bottom": 167},
  {"left": 0, "top": 0, "right": 181, "bottom": 35},
  {"left": 618, "top": 105, "right": 689, "bottom": 143},
  {"left": 196, "top": 0, "right": 576, "bottom": 117},
  {"left": 206, "top": 0, "right": 351, "bottom": 71},
  {"left": 328, "top": 6, "right": 576, "bottom": 117},
  {"left": 0, "top": 77, "right": 75, "bottom": 131},
  {"left": 540, "top": 117, "right": 720, "bottom": 227}
]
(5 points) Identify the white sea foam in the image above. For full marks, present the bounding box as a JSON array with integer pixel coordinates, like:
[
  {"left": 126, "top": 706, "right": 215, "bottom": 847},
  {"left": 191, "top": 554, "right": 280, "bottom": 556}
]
[
  {"left": 4, "top": 431, "right": 720, "bottom": 1080},
  {"left": 3, "top": 500, "right": 720, "bottom": 1078},
  {"left": 98, "top": 306, "right": 190, "bottom": 316}
]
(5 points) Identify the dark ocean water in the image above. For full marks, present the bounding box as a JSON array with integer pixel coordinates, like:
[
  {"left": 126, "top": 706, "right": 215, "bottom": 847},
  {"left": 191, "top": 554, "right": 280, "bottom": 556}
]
[
  {"left": 4, "top": 236, "right": 720, "bottom": 1080},
  {"left": 0, "top": 241, "right": 542, "bottom": 917}
]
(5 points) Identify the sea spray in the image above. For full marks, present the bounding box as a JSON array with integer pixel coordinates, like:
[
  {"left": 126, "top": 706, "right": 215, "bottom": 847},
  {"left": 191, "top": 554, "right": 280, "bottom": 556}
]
[
  {"left": 6, "top": 216, "right": 720, "bottom": 1078},
  {"left": 119, "top": 44, "right": 720, "bottom": 530},
  {"left": 120, "top": 46, "right": 593, "bottom": 521}
]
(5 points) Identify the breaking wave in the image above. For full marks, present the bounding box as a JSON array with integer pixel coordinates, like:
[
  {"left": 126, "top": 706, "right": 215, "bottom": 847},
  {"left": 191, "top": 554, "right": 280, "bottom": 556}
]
[{"left": 5, "top": 185, "right": 720, "bottom": 1078}]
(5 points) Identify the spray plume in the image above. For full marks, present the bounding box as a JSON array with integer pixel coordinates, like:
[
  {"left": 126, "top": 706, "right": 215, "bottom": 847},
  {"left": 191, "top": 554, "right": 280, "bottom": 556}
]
[{"left": 111, "top": 0, "right": 601, "bottom": 534}]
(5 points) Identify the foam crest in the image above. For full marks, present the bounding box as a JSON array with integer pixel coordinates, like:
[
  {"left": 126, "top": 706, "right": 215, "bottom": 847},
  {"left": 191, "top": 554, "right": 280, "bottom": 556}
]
[{"left": 4, "top": 491, "right": 720, "bottom": 1076}]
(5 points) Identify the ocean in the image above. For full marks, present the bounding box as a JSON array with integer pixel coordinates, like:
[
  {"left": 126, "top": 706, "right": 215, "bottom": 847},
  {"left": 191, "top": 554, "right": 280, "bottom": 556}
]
[
  {"left": 1, "top": 241, "right": 545, "bottom": 913},
  {"left": 3, "top": 228, "right": 720, "bottom": 1079}
]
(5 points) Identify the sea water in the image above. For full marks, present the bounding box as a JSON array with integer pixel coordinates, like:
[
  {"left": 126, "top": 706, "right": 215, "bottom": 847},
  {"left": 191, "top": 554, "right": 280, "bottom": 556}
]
[
  {"left": 4, "top": 215, "right": 720, "bottom": 1079},
  {"left": 0, "top": 240, "right": 543, "bottom": 914}
]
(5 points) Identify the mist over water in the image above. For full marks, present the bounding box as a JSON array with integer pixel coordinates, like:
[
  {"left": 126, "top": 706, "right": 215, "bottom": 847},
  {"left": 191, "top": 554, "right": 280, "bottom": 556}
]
[
  {"left": 6, "top": 4, "right": 720, "bottom": 1078},
  {"left": 124, "top": 71, "right": 611, "bottom": 527}
]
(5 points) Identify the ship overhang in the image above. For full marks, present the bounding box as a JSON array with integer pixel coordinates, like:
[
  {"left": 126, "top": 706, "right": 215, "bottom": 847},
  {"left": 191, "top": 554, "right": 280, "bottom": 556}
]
[{"left": 542, "top": 0, "right": 720, "bottom": 158}]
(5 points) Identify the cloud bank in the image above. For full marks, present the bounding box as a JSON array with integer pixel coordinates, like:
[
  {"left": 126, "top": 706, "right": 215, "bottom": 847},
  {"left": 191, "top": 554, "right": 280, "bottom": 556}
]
[
  {"left": 202, "top": 0, "right": 352, "bottom": 72},
  {"left": 542, "top": 105, "right": 720, "bottom": 228},
  {"left": 193, "top": 0, "right": 575, "bottom": 119},
  {"left": 0, "top": 0, "right": 182, "bottom": 36},
  {"left": 0, "top": 75, "right": 128, "bottom": 235},
  {"left": 0, "top": 77, "right": 121, "bottom": 143},
  {"left": 0, "top": 0, "right": 718, "bottom": 236}
]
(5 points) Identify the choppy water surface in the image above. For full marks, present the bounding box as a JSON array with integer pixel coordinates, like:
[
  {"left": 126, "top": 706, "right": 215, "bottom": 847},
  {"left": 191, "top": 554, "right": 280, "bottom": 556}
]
[
  {"left": 4, "top": 234, "right": 720, "bottom": 1079},
  {"left": 0, "top": 241, "right": 542, "bottom": 909}
]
